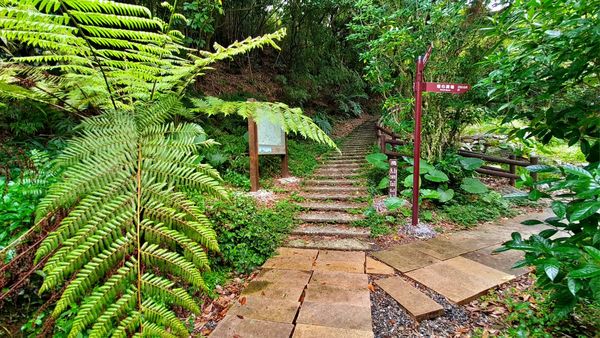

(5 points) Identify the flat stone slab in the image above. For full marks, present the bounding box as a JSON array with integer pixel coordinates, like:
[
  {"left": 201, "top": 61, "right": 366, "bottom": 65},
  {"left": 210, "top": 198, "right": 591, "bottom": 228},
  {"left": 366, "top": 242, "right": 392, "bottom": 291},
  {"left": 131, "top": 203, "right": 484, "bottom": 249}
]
[
  {"left": 263, "top": 255, "right": 315, "bottom": 271},
  {"left": 210, "top": 315, "right": 294, "bottom": 338},
  {"left": 296, "top": 201, "right": 366, "bottom": 211},
  {"left": 366, "top": 257, "right": 395, "bottom": 275},
  {"left": 241, "top": 281, "right": 305, "bottom": 301},
  {"left": 299, "top": 193, "right": 361, "bottom": 201},
  {"left": 254, "top": 268, "right": 312, "bottom": 287},
  {"left": 296, "top": 211, "right": 364, "bottom": 224},
  {"left": 372, "top": 245, "right": 440, "bottom": 272},
  {"left": 406, "top": 256, "right": 515, "bottom": 304},
  {"left": 375, "top": 276, "right": 444, "bottom": 321},
  {"left": 304, "top": 285, "right": 370, "bottom": 307},
  {"left": 296, "top": 302, "right": 372, "bottom": 331},
  {"left": 287, "top": 237, "right": 373, "bottom": 251},
  {"left": 292, "top": 224, "right": 370, "bottom": 237},
  {"left": 412, "top": 237, "right": 480, "bottom": 260},
  {"left": 308, "top": 270, "right": 368, "bottom": 290},
  {"left": 276, "top": 247, "right": 319, "bottom": 260},
  {"left": 293, "top": 324, "right": 373, "bottom": 338},
  {"left": 313, "top": 172, "right": 361, "bottom": 179},
  {"left": 462, "top": 244, "right": 529, "bottom": 276},
  {"left": 228, "top": 296, "right": 300, "bottom": 323},
  {"left": 318, "top": 250, "right": 365, "bottom": 262},
  {"left": 313, "top": 250, "right": 366, "bottom": 273}
]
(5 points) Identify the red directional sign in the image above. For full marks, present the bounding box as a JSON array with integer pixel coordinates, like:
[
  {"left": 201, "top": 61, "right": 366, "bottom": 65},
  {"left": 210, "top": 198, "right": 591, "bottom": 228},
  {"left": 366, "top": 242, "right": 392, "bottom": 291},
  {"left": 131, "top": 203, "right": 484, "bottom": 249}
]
[{"left": 424, "top": 82, "right": 471, "bottom": 94}]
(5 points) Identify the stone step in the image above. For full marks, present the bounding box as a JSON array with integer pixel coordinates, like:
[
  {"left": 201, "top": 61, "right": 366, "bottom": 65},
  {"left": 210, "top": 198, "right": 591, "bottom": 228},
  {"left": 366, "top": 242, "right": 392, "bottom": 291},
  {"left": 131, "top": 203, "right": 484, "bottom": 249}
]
[
  {"left": 328, "top": 155, "right": 365, "bottom": 160},
  {"left": 296, "top": 201, "right": 367, "bottom": 211},
  {"left": 292, "top": 224, "right": 370, "bottom": 237},
  {"left": 304, "top": 179, "right": 363, "bottom": 186},
  {"left": 323, "top": 159, "right": 363, "bottom": 165},
  {"left": 286, "top": 236, "right": 374, "bottom": 251},
  {"left": 296, "top": 211, "right": 364, "bottom": 224},
  {"left": 318, "top": 164, "right": 362, "bottom": 170},
  {"left": 315, "top": 168, "right": 361, "bottom": 175},
  {"left": 299, "top": 193, "right": 364, "bottom": 201},
  {"left": 375, "top": 276, "right": 444, "bottom": 321},
  {"left": 304, "top": 186, "right": 366, "bottom": 193},
  {"left": 313, "top": 172, "right": 361, "bottom": 179}
]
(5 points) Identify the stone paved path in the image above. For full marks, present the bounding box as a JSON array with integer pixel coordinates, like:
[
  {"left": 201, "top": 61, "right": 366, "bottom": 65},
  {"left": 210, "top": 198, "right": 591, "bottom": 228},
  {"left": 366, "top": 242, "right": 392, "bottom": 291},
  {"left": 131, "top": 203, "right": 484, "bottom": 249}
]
[
  {"left": 286, "top": 120, "right": 377, "bottom": 251},
  {"left": 210, "top": 248, "right": 375, "bottom": 338}
]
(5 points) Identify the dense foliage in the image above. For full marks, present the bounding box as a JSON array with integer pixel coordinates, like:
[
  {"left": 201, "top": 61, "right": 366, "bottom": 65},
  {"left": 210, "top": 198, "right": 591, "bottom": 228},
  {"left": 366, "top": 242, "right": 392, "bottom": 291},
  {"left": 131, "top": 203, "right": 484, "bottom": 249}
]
[
  {"left": 481, "top": 0, "right": 599, "bottom": 163},
  {"left": 348, "top": 0, "right": 492, "bottom": 161},
  {"left": 502, "top": 164, "right": 600, "bottom": 316}
]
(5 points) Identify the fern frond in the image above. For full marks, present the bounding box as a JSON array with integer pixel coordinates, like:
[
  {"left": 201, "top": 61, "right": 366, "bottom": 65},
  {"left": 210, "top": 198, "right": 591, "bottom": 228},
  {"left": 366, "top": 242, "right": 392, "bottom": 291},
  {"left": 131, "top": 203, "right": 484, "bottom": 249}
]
[
  {"left": 141, "top": 299, "right": 189, "bottom": 337},
  {"left": 141, "top": 273, "right": 201, "bottom": 313},
  {"left": 69, "top": 260, "right": 137, "bottom": 338},
  {"left": 190, "top": 97, "right": 338, "bottom": 150}
]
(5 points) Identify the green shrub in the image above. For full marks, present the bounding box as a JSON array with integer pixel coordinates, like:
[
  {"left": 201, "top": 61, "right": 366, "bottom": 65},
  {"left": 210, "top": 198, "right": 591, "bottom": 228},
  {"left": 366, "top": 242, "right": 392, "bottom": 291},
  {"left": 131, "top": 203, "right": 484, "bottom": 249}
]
[
  {"left": 203, "top": 194, "right": 298, "bottom": 273},
  {"left": 0, "top": 150, "right": 56, "bottom": 250},
  {"left": 501, "top": 164, "right": 600, "bottom": 317},
  {"left": 441, "top": 191, "right": 515, "bottom": 228}
]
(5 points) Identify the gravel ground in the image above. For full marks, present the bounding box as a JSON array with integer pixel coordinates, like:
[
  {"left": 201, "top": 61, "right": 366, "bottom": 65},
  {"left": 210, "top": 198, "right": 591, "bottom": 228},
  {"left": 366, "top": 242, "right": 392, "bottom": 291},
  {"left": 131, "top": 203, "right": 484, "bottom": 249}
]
[{"left": 370, "top": 275, "right": 492, "bottom": 337}]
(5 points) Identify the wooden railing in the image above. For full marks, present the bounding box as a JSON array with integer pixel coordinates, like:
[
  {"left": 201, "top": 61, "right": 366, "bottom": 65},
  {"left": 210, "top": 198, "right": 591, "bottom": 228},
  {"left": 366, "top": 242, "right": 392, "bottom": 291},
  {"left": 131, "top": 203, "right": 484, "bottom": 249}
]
[
  {"left": 376, "top": 119, "right": 538, "bottom": 186},
  {"left": 458, "top": 149, "right": 538, "bottom": 186}
]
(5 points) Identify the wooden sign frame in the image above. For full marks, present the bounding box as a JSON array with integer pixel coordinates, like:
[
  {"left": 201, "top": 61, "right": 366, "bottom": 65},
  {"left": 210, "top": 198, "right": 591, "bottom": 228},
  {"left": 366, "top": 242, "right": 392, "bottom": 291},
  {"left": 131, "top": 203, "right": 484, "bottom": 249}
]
[{"left": 248, "top": 117, "right": 290, "bottom": 192}]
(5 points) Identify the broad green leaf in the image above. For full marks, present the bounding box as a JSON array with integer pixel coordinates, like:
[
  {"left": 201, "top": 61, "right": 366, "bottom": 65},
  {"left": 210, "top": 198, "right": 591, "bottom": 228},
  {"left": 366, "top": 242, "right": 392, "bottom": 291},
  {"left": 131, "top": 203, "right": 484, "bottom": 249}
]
[
  {"left": 562, "top": 164, "right": 592, "bottom": 178},
  {"left": 420, "top": 189, "right": 440, "bottom": 199},
  {"left": 526, "top": 164, "right": 558, "bottom": 173},
  {"left": 424, "top": 169, "right": 449, "bottom": 182},
  {"left": 459, "top": 157, "right": 484, "bottom": 170},
  {"left": 544, "top": 264, "right": 559, "bottom": 281},
  {"left": 403, "top": 175, "right": 415, "bottom": 188},
  {"left": 377, "top": 177, "right": 390, "bottom": 190},
  {"left": 568, "top": 265, "right": 600, "bottom": 279},
  {"left": 584, "top": 246, "right": 600, "bottom": 262},
  {"left": 568, "top": 201, "right": 600, "bottom": 222},
  {"left": 366, "top": 153, "right": 389, "bottom": 170},
  {"left": 551, "top": 200, "right": 567, "bottom": 219},
  {"left": 437, "top": 188, "right": 454, "bottom": 203},
  {"left": 460, "top": 178, "right": 488, "bottom": 194},
  {"left": 567, "top": 278, "right": 580, "bottom": 296},
  {"left": 384, "top": 197, "right": 406, "bottom": 211},
  {"left": 366, "top": 152, "right": 387, "bottom": 163}
]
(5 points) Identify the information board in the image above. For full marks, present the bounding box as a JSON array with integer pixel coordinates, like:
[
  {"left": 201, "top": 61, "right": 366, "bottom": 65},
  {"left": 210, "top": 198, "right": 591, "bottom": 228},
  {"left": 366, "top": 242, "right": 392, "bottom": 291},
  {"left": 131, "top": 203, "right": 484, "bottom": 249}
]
[{"left": 257, "top": 117, "right": 286, "bottom": 155}]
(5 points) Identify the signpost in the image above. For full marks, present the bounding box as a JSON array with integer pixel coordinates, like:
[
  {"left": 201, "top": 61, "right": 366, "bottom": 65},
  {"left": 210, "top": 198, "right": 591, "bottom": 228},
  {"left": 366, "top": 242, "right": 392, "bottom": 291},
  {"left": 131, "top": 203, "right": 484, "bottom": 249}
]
[
  {"left": 248, "top": 113, "right": 290, "bottom": 192},
  {"left": 411, "top": 46, "right": 471, "bottom": 227}
]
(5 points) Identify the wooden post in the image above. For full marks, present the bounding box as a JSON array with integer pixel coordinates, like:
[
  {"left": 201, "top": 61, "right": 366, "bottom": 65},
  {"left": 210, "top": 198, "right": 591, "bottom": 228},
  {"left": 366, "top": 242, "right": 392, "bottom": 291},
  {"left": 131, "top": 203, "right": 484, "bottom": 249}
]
[
  {"left": 389, "top": 158, "right": 398, "bottom": 197},
  {"left": 530, "top": 156, "right": 539, "bottom": 182},
  {"left": 281, "top": 136, "right": 290, "bottom": 178},
  {"left": 509, "top": 154, "right": 516, "bottom": 186},
  {"left": 248, "top": 117, "right": 259, "bottom": 192}
]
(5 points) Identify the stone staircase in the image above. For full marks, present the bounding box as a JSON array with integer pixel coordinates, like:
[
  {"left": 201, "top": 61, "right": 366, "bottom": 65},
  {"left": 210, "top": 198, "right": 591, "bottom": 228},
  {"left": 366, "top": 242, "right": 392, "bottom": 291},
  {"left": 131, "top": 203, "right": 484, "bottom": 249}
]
[{"left": 286, "top": 121, "right": 377, "bottom": 251}]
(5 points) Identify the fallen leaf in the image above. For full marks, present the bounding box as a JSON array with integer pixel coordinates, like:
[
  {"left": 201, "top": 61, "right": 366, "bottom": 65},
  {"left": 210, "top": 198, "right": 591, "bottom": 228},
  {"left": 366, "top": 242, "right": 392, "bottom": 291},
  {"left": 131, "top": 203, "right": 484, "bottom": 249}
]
[
  {"left": 367, "top": 283, "right": 375, "bottom": 292},
  {"left": 239, "top": 296, "right": 247, "bottom": 305}
]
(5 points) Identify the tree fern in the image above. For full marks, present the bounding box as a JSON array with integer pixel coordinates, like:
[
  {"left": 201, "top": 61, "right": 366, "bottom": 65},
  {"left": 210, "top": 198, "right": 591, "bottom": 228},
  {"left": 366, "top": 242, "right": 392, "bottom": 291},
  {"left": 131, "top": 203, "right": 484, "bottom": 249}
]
[
  {"left": 0, "top": 0, "right": 337, "bottom": 336},
  {"left": 33, "top": 97, "right": 223, "bottom": 337}
]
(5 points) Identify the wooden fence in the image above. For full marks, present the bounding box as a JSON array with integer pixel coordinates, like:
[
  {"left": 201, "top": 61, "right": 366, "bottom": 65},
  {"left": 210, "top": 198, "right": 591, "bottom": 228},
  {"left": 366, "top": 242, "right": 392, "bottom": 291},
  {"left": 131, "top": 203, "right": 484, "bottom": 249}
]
[{"left": 376, "top": 120, "right": 538, "bottom": 186}]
